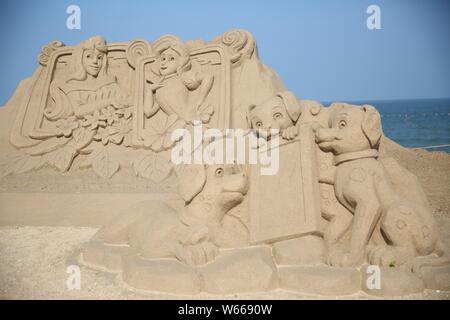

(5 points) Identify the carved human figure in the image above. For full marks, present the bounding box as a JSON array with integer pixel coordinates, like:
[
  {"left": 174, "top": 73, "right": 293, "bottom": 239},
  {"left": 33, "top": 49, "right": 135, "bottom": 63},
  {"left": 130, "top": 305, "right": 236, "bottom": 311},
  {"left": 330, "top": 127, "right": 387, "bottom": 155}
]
[
  {"left": 45, "top": 36, "right": 130, "bottom": 120},
  {"left": 143, "top": 40, "right": 214, "bottom": 123},
  {"left": 315, "top": 103, "right": 448, "bottom": 269}
]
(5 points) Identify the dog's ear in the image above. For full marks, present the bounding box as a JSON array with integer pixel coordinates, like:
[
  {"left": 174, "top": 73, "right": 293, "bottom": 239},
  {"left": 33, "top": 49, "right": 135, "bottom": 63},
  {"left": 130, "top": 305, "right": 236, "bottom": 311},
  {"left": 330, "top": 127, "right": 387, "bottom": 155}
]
[
  {"left": 175, "top": 164, "right": 206, "bottom": 203},
  {"left": 246, "top": 104, "right": 257, "bottom": 128},
  {"left": 361, "top": 105, "right": 382, "bottom": 149},
  {"left": 276, "top": 91, "right": 302, "bottom": 123}
]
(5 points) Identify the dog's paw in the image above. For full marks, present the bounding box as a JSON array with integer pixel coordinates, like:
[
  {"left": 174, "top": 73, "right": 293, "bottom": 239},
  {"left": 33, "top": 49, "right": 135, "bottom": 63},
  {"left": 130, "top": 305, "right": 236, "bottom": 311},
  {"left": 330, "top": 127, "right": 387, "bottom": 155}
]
[
  {"left": 176, "top": 241, "right": 219, "bottom": 266},
  {"left": 281, "top": 126, "right": 299, "bottom": 140},
  {"left": 177, "top": 224, "right": 210, "bottom": 245},
  {"left": 368, "top": 245, "right": 398, "bottom": 267},
  {"left": 327, "top": 249, "right": 363, "bottom": 267}
]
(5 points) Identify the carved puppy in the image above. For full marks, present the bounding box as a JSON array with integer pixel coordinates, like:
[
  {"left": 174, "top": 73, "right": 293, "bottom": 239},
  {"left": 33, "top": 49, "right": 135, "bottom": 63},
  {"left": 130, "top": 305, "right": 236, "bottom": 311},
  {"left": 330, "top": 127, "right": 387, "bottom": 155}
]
[
  {"left": 94, "top": 164, "right": 248, "bottom": 266},
  {"left": 247, "top": 91, "right": 302, "bottom": 140},
  {"left": 315, "top": 103, "right": 443, "bottom": 268}
]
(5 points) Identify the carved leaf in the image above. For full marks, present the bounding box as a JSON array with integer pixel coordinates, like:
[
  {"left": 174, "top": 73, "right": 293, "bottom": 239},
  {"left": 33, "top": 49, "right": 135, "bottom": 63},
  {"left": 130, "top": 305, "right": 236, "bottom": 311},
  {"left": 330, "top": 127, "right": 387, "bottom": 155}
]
[
  {"left": 15, "top": 155, "right": 46, "bottom": 174},
  {"left": 45, "top": 146, "right": 77, "bottom": 172},
  {"left": 72, "top": 127, "right": 95, "bottom": 150},
  {"left": 81, "top": 147, "right": 120, "bottom": 179},
  {"left": 133, "top": 151, "right": 173, "bottom": 183},
  {"left": 0, "top": 154, "right": 47, "bottom": 177}
]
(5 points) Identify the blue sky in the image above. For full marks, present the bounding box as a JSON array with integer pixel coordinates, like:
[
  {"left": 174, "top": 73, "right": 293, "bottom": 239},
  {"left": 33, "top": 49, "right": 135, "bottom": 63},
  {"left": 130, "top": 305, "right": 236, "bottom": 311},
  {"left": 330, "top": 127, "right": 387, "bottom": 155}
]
[{"left": 0, "top": 0, "right": 449, "bottom": 105}]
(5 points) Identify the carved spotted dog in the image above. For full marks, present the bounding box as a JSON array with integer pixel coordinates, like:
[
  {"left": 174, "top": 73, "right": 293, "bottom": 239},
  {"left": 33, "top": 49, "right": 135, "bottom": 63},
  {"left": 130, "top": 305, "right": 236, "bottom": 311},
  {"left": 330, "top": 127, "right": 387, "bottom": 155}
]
[{"left": 315, "top": 103, "right": 447, "bottom": 269}]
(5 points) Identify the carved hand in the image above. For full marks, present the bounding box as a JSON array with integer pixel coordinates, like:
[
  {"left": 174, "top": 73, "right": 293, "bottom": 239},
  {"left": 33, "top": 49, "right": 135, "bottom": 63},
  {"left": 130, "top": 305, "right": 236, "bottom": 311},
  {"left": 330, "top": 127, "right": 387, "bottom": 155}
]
[{"left": 281, "top": 125, "right": 299, "bottom": 140}]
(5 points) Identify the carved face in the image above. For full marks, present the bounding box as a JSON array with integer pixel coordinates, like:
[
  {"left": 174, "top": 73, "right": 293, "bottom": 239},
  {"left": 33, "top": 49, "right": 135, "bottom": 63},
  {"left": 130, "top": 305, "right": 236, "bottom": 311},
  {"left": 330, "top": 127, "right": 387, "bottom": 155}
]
[
  {"left": 249, "top": 96, "right": 294, "bottom": 139},
  {"left": 82, "top": 49, "right": 104, "bottom": 77},
  {"left": 177, "top": 164, "right": 248, "bottom": 213},
  {"left": 203, "top": 165, "right": 248, "bottom": 211},
  {"left": 315, "top": 104, "right": 382, "bottom": 155},
  {"left": 159, "top": 48, "right": 180, "bottom": 76}
]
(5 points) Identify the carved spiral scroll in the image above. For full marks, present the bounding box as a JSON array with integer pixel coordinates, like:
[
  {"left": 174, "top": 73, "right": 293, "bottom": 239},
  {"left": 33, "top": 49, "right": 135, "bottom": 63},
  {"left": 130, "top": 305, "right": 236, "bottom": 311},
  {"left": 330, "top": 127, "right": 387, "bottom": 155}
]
[
  {"left": 219, "top": 29, "right": 256, "bottom": 64},
  {"left": 38, "top": 41, "right": 65, "bottom": 66},
  {"left": 126, "top": 39, "right": 153, "bottom": 68}
]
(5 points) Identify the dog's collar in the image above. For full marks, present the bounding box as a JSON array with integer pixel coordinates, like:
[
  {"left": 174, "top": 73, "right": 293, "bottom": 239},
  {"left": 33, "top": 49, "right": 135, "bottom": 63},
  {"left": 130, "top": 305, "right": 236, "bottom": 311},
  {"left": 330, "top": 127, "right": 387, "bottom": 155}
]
[{"left": 334, "top": 149, "right": 378, "bottom": 165}]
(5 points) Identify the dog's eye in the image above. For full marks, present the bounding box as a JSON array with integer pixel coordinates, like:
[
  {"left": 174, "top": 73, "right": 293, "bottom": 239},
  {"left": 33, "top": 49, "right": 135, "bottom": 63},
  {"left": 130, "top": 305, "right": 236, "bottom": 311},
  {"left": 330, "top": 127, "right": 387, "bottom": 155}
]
[
  {"left": 273, "top": 112, "right": 283, "bottom": 120},
  {"left": 255, "top": 121, "right": 263, "bottom": 128},
  {"left": 338, "top": 120, "right": 347, "bottom": 129},
  {"left": 215, "top": 168, "right": 224, "bottom": 177}
]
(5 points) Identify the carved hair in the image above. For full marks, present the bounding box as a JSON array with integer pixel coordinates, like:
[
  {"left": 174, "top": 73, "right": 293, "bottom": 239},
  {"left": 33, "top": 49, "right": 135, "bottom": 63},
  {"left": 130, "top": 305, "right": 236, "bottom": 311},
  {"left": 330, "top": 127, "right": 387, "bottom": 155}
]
[
  {"left": 155, "top": 41, "right": 191, "bottom": 75},
  {"left": 67, "top": 35, "right": 109, "bottom": 82}
]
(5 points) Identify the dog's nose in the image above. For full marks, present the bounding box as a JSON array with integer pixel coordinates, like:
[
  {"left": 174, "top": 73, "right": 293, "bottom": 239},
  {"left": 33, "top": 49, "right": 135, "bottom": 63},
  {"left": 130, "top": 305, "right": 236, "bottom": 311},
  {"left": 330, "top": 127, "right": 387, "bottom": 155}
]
[{"left": 314, "top": 128, "right": 331, "bottom": 143}]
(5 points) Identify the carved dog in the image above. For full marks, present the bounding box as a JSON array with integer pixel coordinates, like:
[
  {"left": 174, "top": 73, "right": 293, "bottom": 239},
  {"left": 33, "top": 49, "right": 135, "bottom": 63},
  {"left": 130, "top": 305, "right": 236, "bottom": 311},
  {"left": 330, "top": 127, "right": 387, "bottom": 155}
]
[
  {"left": 93, "top": 164, "right": 248, "bottom": 266},
  {"left": 315, "top": 103, "right": 446, "bottom": 269}
]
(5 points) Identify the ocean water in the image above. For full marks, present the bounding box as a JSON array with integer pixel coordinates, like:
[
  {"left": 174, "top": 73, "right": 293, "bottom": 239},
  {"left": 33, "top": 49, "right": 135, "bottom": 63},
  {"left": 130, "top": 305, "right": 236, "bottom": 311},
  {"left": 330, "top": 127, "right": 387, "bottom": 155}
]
[{"left": 323, "top": 99, "right": 450, "bottom": 153}]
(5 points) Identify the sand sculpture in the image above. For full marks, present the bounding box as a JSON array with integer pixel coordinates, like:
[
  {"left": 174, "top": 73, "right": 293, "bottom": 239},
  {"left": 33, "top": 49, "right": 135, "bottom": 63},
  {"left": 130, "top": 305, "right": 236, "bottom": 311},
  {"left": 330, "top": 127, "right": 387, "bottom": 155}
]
[{"left": 0, "top": 30, "right": 449, "bottom": 297}]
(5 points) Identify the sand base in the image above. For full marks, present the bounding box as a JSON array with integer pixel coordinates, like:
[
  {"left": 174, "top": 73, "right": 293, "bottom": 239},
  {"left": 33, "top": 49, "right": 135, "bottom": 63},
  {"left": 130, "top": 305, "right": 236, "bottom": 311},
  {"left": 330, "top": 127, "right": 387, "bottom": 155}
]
[{"left": 1, "top": 222, "right": 450, "bottom": 300}]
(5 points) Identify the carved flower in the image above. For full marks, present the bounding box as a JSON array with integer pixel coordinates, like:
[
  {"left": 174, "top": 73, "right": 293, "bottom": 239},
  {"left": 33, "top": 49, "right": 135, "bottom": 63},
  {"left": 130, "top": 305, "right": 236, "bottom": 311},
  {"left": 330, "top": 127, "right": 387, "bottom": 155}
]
[
  {"left": 115, "top": 106, "right": 133, "bottom": 120},
  {"left": 144, "top": 114, "right": 185, "bottom": 152},
  {"left": 93, "top": 118, "right": 133, "bottom": 146},
  {"left": 100, "top": 106, "right": 121, "bottom": 125},
  {"left": 94, "top": 126, "right": 114, "bottom": 145},
  {"left": 82, "top": 110, "right": 107, "bottom": 130},
  {"left": 55, "top": 116, "right": 79, "bottom": 137},
  {"left": 109, "top": 118, "right": 133, "bottom": 146}
]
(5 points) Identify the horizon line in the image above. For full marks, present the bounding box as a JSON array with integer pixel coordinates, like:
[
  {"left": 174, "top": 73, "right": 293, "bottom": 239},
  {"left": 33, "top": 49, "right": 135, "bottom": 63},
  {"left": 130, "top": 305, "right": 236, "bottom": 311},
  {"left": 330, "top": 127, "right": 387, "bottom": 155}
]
[{"left": 319, "top": 97, "right": 450, "bottom": 104}]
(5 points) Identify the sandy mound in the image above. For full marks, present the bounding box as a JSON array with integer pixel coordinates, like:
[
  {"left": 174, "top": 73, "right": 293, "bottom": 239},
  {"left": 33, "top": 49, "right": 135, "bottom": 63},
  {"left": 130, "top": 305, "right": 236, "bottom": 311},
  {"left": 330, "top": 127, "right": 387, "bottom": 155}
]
[{"left": 380, "top": 136, "right": 450, "bottom": 216}]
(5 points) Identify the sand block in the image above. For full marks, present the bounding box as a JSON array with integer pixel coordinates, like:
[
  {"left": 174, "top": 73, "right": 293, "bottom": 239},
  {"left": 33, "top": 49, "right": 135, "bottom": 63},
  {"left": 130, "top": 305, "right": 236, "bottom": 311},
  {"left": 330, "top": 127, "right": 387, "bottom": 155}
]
[
  {"left": 361, "top": 266, "right": 424, "bottom": 297},
  {"left": 278, "top": 265, "right": 360, "bottom": 295},
  {"left": 201, "top": 246, "right": 278, "bottom": 294},
  {"left": 249, "top": 126, "right": 321, "bottom": 244},
  {"left": 122, "top": 255, "right": 202, "bottom": 294},
  {"left": 419, "top": 266, "right": 450, "bottom": 291},
  {"left": 272, "top": 235, "right": 326, "bottom": 265}
]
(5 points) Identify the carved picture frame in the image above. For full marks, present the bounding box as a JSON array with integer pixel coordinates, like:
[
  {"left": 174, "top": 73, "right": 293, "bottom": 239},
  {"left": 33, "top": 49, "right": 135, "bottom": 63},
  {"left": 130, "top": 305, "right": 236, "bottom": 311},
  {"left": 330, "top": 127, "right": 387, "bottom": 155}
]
[
  {"left": 10, "top": 41, "right": 138, "bottom": 149},
  {"left": 131, "top": 43, "right": 232, "bottom": 147}
]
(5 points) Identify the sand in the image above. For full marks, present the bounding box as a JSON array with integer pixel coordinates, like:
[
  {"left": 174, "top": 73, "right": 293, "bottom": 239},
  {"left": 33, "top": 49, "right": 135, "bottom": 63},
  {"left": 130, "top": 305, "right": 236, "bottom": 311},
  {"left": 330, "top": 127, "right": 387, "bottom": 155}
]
[{"left": 379, "top": 137, "right": 450, "bottom": 217}]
